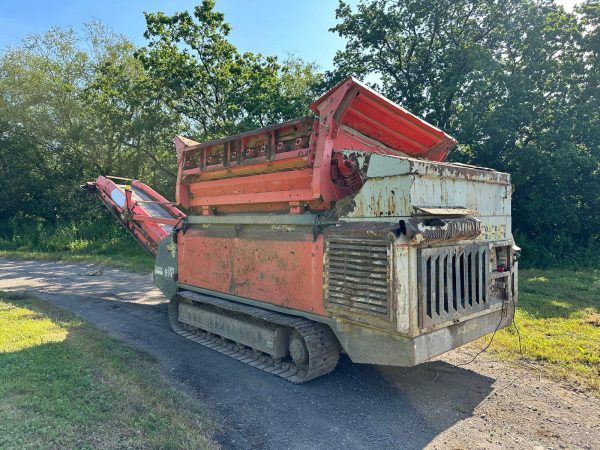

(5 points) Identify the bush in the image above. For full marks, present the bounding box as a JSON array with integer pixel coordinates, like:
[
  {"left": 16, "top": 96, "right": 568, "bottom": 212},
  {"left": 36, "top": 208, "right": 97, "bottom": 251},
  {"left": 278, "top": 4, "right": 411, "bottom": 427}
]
[
  {"left": 0, "top": 213, "right": 144, "bottom": 258},
  {"left": 514, "top": 231, "right": 600, "bottom": 269}
]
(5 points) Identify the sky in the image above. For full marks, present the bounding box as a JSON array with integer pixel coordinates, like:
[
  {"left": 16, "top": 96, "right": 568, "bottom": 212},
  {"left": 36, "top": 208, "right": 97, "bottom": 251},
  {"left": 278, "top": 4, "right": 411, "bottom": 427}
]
[
  {"left": 0, "top": 0, "right": 583, "bottom": 71},
  {"left": 0, "top": 0, "right": 352, "bottom": 70}
]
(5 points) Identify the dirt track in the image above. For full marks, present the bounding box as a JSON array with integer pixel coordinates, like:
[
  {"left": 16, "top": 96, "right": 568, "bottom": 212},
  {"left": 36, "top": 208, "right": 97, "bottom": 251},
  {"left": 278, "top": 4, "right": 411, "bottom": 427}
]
[{"left": 1, "top": 257, "right": 598, "bottom": 450}]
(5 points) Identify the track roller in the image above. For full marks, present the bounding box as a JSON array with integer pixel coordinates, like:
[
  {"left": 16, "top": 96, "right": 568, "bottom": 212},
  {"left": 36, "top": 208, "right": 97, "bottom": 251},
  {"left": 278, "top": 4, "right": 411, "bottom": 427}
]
[{"left": 168, "top": 290, "right": 340, "bottom": 383}]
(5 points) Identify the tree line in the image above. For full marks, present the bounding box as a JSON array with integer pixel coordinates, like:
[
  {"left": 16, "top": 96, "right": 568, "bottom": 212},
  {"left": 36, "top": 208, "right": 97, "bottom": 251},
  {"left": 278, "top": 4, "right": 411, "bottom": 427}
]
[{"left": 0, "top": 0, "right": 598, "bottom": 267}]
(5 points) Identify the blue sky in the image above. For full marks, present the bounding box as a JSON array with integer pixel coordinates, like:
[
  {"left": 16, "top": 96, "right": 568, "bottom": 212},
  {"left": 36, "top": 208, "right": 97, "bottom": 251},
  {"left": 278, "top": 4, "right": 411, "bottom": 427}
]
[
  {"left": 0, "top": 0, "right": 354, "bottom": 70},
  {"left": 0, "top": 0, "right": 581, "bottom": 70}
]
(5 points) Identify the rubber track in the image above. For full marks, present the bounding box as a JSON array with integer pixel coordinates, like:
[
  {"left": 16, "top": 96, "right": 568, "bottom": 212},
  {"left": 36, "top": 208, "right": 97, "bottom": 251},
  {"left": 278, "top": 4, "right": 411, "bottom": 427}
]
[{"left": 168, "top": 290, "right": 340, "bottom": 383}]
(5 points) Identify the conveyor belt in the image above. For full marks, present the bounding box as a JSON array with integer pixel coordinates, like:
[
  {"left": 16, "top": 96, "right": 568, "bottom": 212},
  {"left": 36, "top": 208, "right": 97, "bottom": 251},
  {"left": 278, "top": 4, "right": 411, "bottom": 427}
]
[
  {"left": 130, "top": 186, "right": 176, "bottom": 233},
  {"left": 84, "top": 176, "right": 186, "bottom": 256}
]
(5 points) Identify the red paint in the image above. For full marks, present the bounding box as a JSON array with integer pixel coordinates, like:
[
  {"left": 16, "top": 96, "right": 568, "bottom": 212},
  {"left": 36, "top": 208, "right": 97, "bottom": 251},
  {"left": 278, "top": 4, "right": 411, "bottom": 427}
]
[
  {"left": 90, "top": 78, "right": 457, "bottom": 317},
  {"left": 175, "top": 77, "right": 456, "bottom": 215},
  {"left": 92, "top": 176, "right": 186, "bottom": 255},
  {"left": 178, "top": 230, "right": 326, "bottom": 315}
]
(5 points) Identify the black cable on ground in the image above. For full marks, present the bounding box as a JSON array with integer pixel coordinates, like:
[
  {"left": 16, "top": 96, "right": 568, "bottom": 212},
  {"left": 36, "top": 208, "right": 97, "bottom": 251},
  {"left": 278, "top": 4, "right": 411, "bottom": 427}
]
[{"left": 456, "top": 281, "right": 517, "bottom": 367}]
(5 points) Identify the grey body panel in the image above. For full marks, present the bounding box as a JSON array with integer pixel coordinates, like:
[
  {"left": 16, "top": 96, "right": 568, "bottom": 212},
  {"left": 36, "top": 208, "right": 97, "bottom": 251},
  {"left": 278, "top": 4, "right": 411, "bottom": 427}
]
[{"left": 154, "top": 234, "right": 178, "bottom": 300}]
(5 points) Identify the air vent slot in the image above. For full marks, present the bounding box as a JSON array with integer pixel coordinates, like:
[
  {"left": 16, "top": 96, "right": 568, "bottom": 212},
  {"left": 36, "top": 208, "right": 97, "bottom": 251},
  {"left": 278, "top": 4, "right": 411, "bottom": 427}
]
[
  {"left": 418, "top": 244, "right": 490, "bottom": 329},
  {"left": 325, "top": 237, "right": 392, "bottom": 321}
]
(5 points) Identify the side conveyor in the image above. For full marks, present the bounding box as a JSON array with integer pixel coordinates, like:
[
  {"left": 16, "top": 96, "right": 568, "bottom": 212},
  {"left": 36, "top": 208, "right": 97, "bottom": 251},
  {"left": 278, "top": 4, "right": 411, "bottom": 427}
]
[{"left": 82, "top": 175, "right": 186, "bottom": 256}]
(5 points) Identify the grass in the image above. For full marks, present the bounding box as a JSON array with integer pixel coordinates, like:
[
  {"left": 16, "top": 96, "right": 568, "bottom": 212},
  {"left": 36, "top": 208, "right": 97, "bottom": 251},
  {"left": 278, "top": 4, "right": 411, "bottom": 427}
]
[
  {"left": 0, "top": 292, "right": 217, "bottom": 449},
  {"left": 0, "top": 248, "right": 153, "bottom": 273},
  {"left": 472, "top": 268, "right": 600, "bottom": 394},
  {"left": 0, "top": 218, "right": 154, "bottom": 272}
]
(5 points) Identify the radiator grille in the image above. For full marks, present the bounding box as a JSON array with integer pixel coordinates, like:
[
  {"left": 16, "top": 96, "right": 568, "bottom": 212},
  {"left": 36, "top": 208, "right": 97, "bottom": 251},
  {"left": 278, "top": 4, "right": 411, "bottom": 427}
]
[
  {"left": 325, "top": 237, "right": 392, "bottom": 320},
  {"left": 418, "top": 244, "right": 490, "bottom": 329}
]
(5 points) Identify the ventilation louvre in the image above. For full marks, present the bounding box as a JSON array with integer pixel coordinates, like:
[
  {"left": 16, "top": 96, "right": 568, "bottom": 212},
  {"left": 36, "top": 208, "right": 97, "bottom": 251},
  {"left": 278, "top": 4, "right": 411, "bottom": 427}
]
[{"left": 325, "top": 237, "right": 392, "bottom": 321}]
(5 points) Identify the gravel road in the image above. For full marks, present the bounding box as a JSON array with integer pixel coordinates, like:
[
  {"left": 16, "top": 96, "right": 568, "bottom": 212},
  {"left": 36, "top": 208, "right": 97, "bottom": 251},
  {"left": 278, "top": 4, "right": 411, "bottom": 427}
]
[{"left": 1, "top": 257, "right": 598, "bottom": 450}]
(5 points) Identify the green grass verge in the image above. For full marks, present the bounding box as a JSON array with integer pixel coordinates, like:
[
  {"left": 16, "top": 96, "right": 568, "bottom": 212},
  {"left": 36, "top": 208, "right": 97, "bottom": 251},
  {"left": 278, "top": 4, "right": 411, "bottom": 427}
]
[
  {"left": 0, "top": 292, "right": 217, "bottom": 449},
  {"left": 0, "top": 248, "right": 154, "bottom": 273},
  {"left": 472, "top": 268, "right": 600, "bottom": 394},
  {"left": 0, "top": 217, "right": 154, "bottom": 272}
]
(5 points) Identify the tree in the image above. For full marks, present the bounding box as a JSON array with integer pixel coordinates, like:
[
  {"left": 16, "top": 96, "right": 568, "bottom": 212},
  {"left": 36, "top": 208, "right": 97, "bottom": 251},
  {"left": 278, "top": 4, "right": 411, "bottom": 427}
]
[
  {"left": 81, "top": 22, "right": 181, "bottom": 194},
  {"left": 0, "top": 2, "right": 325, "bottom": 238},
  {"left": 0, "top": 23, "right": 181, "bottom": 226},
  {"left": 0, "top": 27, "right": 92, "bottom": 226},
  {"left": 331, "top": 0, "right": 600, "bottom": 265},
  {"left": 137, "top": 0, "right": 322, "bottom": 140}
]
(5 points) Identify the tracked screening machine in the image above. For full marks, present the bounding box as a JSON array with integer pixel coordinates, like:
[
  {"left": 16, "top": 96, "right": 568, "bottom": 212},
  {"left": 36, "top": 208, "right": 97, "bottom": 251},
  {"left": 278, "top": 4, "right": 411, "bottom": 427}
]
[{"left": 85, "top": 78, "right": 519, "bottom": 382}]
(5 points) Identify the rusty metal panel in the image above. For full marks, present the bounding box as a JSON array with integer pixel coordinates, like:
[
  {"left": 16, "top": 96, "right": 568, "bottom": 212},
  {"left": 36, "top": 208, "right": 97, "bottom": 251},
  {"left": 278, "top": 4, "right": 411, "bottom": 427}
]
[
  {"left": 413, "top": 207, "right": 474, "bottom": 216},
  {"left": 404, "top": 217, "right": 481, "bottom": 245},
  {"left": 417, "top": 244, "right": 490, "bottom": 330},
  {"left": 341, "top": 153, "right": 512, "bottom": 244},
  {"left": 324, "top": 235, "right": 394, "bottom": 327},
  {"left": 177, "top": 227, "right": 327, "bottom": 315},
  {"left": 365, "top": 154, "right": 511, "bottom": 184}
]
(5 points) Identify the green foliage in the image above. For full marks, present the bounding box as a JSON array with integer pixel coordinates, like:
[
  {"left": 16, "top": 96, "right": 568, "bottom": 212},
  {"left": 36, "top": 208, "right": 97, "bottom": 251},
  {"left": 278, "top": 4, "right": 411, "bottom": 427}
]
[
  {"left": 0, "top": 214, "right": 153, "bottom": 272},
  {"left": 0, "top": 22, "right": 180, "bottom": 226},
  {"left": 137, "top": 0, "right": 322, "bottom": 140},
  {"left": 1, "top": 215, "right": 136, "bottom": 253},
  {"left": 0, "top": 117, "right": 87, "bottom": 226},
  {"left": 331, "top": 0, "right": 600, "bottom": 266},
  {"left": 81, "top": 23, "right": 181, "bottom": 195},
  {"left": 0, "top": 2, "right": 322, "bottom": 256}
]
